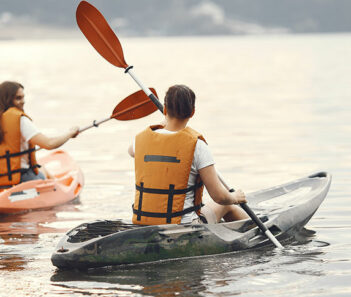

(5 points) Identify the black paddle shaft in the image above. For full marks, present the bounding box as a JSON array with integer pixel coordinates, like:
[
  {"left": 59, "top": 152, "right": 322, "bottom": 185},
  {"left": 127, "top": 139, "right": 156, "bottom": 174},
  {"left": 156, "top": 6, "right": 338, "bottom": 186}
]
[
  {"left": 149, "top": 92, "right": 164, "bottom": 113},
  {"left": 229, "top": 189, "right": 268, "bottom": 233}
]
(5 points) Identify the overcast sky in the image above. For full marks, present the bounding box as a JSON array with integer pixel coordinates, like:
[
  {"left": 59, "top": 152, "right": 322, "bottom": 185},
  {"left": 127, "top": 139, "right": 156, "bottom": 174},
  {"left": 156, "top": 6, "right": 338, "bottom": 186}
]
[{"left": 1, "top": 0, "right": 350, "bottom": 38}]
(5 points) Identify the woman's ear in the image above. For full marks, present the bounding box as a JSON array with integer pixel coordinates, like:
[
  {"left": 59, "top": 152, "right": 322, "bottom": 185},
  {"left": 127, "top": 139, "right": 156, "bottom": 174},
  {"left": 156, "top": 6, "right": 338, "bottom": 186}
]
[
  {"left": 163, "top": 106, "right": 167, "bottom": 115},
  {"left": 190, "top": 108, "right": 195, "bottom": 118}
]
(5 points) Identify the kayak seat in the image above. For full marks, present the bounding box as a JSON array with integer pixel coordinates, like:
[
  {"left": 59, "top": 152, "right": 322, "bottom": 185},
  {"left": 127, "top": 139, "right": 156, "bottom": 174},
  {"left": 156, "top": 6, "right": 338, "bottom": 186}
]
[
  {"left": 41, "top": 151, "right": 74, "bottom": 180},
  {"left": 59, "top": 176, "right": 74, "bottom": 187}
]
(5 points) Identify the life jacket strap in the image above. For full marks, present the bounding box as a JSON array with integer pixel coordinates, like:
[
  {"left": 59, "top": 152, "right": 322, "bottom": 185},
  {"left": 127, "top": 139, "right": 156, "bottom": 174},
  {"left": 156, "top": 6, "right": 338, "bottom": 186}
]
[
  {"left": 0, "top": 166, "right": 40, "bottom": 178},
  {"left": 0, "top": 148, "right": 40, "bottom": 181},
  {"left": 135, "top": 182, "right": 203, "bottom": 195},
  {"left": 0, "top": 147, "right": 36, "bottom": 159},
  {"left": 136, "top": 182, "right": 144, "bottom": 221},
  {"left": 134, "top": 181, "right": 203, "bottom": 223},
  {"left": 132, "top": 203, "right": 204, "bottom": 221}
]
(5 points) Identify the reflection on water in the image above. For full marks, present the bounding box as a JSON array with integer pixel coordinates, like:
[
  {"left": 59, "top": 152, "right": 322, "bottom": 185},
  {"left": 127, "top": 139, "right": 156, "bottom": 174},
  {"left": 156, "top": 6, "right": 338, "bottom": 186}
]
[
  {"left": 0, "top": 203, "right": 80, "bottom": 236},
  {"left": 1, "top": 34, "right": 351, "bottom": 296},
  {"left": 51, "top": 259, "right": 208, "bottom": 297},
  {"left": 49, "top": 231, "right": 325, "bottom": 297},
  {"left": 50, "top": 251, "right": 270, "bottom": 297},
  {"left": 0, "top": 203, "right": 81, "bottom": 272}
]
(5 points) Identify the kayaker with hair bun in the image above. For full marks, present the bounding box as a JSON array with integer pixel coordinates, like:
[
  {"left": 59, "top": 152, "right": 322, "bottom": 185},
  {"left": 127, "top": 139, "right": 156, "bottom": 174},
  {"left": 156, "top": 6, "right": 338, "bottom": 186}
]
[
  {"left": 128, "top": 84, "right": 248, "bottom": 225},
  {"left": 0, "top": 81, "right": 79, "bottom": 185}
]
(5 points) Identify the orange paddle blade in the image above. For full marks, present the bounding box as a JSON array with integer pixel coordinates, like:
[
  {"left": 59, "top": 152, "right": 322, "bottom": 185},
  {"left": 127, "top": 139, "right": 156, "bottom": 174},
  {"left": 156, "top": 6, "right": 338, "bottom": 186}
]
[
  {"left": 112, "top": 89, "right": 159, "bottom": 121},
  {"left": 76, "top": 1, "right": 128, "bottom": 68}
]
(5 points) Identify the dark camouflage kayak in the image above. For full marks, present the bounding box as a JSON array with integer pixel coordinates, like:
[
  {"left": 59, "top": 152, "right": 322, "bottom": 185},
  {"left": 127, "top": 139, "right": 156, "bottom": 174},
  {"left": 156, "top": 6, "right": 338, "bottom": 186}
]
[{"left": 51, "top": 172, "right": 331, "bottom": 269}]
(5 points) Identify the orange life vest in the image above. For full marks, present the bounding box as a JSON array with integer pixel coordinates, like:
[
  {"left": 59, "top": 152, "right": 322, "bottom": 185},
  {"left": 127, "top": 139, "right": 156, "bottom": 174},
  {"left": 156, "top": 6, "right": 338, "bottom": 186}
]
[
  {"left": 0, "top": 107, "right": 39, "bottom": 186},
  {"left": 132, "top": 125, "right": 205, "bottom": 225}
]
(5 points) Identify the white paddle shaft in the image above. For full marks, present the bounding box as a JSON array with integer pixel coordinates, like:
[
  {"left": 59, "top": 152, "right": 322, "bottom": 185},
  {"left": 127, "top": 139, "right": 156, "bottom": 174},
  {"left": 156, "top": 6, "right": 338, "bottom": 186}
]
[
  {"left": 127, "top": 68, "right": 152, "bottom": 96},
  {"left": 79, "top": 117, "right": 112, "bottom": 133}
]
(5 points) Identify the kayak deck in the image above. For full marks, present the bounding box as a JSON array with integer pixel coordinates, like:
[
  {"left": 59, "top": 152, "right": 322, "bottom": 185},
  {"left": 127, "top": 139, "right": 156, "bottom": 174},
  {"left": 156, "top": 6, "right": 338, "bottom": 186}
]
[
  {"left": 51, "top": 172, "right": 331, "bottom": 269},
  {"left": 0, "top": 150, "right": 84, "bottom": 214}
]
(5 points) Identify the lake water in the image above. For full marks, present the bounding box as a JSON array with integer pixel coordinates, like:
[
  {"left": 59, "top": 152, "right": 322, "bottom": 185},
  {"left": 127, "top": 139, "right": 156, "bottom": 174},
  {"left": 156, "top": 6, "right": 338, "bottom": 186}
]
[{"left": 0, "top": 34, "right": 351, "bottom": 296}]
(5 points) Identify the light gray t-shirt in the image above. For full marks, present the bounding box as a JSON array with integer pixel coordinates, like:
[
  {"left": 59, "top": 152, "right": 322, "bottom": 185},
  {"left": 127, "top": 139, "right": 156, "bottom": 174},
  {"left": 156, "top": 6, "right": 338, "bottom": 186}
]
[{"left": 133, "top": 128, "right": 214, "bottom": 223}]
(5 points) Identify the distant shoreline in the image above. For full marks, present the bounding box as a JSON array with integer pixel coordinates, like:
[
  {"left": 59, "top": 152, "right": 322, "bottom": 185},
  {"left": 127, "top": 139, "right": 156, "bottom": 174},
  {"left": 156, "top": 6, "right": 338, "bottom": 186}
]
[{"left": 0, "top": 25, "right": 350, "bottom": 41}]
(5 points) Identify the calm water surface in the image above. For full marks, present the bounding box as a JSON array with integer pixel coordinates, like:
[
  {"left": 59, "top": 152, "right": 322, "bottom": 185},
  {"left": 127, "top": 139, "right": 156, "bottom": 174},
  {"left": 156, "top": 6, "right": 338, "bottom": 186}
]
[{"left": 0, "top": 34, "right": 350, "bottom": 296}]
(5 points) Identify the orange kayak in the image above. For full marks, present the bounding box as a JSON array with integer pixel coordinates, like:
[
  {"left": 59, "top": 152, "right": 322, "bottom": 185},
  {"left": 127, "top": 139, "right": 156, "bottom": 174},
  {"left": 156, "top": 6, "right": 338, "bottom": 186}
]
[{"left": 0, "top": 150, "right": 84, "bottom": 214}]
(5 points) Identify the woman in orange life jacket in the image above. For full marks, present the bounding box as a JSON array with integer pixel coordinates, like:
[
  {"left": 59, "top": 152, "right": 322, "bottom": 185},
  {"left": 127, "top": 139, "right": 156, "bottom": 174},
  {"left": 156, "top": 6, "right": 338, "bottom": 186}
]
[
  {"left": 128, "top": 84, "right": 249, "bottom": 225},
  {"left": 0, "top": 81, "right": 79, "bottom": 185}
]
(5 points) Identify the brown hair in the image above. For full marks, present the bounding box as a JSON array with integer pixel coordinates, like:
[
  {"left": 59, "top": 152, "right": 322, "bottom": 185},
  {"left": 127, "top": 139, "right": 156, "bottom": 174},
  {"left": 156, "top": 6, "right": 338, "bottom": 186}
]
[
  {"left": 164, "top": 85, "right": 195, "bottom": 119},
  {"left": 0, "top": 81, "right": 24, "bottom": 143}
]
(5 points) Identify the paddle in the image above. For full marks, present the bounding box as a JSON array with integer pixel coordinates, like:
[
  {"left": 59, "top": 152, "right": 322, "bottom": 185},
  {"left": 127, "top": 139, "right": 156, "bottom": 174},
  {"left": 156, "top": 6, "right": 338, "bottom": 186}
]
[
  {"left": 79, "top": 88, "right": 158, "bottom": 133},
  {"left": 76, "top": 1, "right": 163, "bottom": 112},
  {"left": 217, "top": 172, "right": 284, "bottom": 249},
  {"left": 75, "top": 1, "right": 284, "bottom": 249},
  {"left": 35, "top": 89, "right": 158, "bottom": 152}
]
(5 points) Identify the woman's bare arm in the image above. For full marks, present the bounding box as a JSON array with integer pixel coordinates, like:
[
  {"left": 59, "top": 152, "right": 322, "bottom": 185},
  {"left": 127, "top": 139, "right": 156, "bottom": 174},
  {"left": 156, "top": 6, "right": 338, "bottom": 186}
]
[
  {"left": 29, "top": 127, "right": 79, "bottom": 150},
  {"left": 199, "top": 165, "right": 247, "bottom": 205}
]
